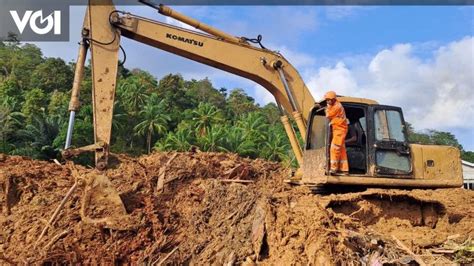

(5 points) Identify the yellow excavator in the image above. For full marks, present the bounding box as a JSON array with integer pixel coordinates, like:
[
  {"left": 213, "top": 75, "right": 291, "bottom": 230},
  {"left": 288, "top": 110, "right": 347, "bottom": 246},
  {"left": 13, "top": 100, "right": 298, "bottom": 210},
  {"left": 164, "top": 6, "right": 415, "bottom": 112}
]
[{"left": 63, "top": 0, "right": 463, "bottom": 191}]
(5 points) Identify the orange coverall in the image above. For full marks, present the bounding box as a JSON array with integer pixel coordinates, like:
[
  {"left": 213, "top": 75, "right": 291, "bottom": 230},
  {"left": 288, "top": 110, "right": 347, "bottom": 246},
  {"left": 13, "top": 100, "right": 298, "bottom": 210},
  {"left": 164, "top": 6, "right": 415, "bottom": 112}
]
[{"left": 326, "top": 100, "right": 349, "bottom": 172}]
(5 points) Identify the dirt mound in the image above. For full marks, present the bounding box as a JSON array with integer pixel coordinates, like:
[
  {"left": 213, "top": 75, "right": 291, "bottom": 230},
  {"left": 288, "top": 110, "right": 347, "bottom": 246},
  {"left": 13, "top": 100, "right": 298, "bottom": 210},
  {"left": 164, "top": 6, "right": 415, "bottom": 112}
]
[{"left": 0, "top": 152, "right": 473, "bottom": 264}]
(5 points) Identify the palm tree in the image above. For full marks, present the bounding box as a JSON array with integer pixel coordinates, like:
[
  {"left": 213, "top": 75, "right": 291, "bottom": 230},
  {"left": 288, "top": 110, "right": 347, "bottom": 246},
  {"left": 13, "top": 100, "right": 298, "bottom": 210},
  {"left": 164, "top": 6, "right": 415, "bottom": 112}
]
[
  {"left": 119, "top": 80, "right": 149, "bottom": 114},
  {"left": 1, "top": 96, "right": 19, "bottom": 111},
  {"left": 191, "top": 103, "right": 224, "bottom": 136},
  {"left": 196, "top": 125, "right": 226, "bottom": 152},
  {"left": 221, "top": 126, "right": 256, "bottom": 157},
  {"left": 0, "top": 102, "right": 24, "bottom": 153},
  {"left": 133, "top": 94, "right": 170, "bottom": 154},
  {"left": 155, "top": 127, "right": 194, "bottom": 152},
  {"left": 260, "top": 128, "right": 290, "bottom": 162},
  {"left": 16, "top": 113, "right": 60, "bottom": 159},
  {"left": 112, "top": 100, "right": 128, "bottom": 134},
  {"left": 237, "top": 112, "right": 267, "bottom": 142}
]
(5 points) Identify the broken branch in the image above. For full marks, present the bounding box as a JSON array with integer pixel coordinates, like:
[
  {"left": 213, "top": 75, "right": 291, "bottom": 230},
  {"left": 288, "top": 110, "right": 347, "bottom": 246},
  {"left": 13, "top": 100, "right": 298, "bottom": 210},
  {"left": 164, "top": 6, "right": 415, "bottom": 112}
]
[
  {"left": 156, "top": 153, "right": 179, "bottom": 193},
  {"left": 392, "top": 235, "right": 427, "bottom": 266},
  {"left": 35, "top": 181, "right": 78, "bottom": 248},
  {"left": 153, "top": 246, "right": 179, "bottom": 266},
  {"left": 42, "top": 229, "right": 70, "bottom": 253},
  {"left": 219, "top": 179, "right": 254, "bottom": 184}
]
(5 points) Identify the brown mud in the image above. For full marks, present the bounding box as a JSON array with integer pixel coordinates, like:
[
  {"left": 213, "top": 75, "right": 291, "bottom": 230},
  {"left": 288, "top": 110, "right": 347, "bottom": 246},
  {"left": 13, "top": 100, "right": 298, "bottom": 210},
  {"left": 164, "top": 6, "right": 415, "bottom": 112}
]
[{"left": 0, "top": 152, "right": 472, "bottom": 265}]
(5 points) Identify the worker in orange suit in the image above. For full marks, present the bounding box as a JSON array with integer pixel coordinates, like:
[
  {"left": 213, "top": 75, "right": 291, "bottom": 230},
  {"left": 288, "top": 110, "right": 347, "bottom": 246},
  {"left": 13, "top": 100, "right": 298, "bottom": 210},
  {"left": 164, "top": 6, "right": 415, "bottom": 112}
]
[{"left": 324, "top": 91, "right": 349, "bottom": 175}]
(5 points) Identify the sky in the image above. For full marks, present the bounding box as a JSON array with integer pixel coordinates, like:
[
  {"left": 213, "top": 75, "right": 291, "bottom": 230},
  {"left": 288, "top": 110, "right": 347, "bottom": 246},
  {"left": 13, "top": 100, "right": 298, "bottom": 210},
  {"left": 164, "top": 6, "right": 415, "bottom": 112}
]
[{"left": 33, "top": 5, "right": 474, "bottom": 150}]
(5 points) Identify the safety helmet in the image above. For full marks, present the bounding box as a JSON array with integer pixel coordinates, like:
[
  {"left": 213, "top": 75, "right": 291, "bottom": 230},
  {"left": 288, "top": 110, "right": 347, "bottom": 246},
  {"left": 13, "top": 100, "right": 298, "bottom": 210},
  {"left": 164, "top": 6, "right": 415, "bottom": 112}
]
[{"left": 324, "top": 91, "right": 337, "bottom": 100}]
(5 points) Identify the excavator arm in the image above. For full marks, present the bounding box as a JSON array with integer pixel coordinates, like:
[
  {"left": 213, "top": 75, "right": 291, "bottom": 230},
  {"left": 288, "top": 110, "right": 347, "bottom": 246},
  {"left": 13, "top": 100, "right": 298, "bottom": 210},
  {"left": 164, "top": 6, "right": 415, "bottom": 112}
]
[{"left": 64, "top": 0, "right": 316, "bottom": 169}]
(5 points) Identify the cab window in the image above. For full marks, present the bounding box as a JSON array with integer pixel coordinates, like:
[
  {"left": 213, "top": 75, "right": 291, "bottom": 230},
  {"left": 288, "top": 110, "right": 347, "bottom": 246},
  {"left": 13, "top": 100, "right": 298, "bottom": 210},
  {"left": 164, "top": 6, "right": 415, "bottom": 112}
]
[
  {"left": 376, "top": 150, "right": 411, "bottom": 172},
  {"left": 374, "top": 110, "right": 406, "bottom": 142},
  {"left": 307, "top": 111, "right": 326, "bottom": 150}
]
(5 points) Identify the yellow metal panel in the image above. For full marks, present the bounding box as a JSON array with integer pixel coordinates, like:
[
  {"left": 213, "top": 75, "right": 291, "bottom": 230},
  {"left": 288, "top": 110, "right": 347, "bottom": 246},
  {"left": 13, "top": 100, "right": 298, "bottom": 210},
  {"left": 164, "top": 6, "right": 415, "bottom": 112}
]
[
  {"left": 88, "top": 0, "right": 120, "bottom": 167},
  {"left": 302, "top": 148, "right": 327, "bottom": 184},
  {"left": 421, "top": 145, "right": 462, "bottom": 180},
  {"left": 325, "top": 174, "right": 462, "bottom": 188},
  {"left": 410, "top": 144, "right": 425, "bottom": 179},
  {"left": 281, "top": 115, "right": 303, "bottom": 165},
  {"left": 409, "top": 144, "right": 462, "bottom": 186},
  {"left": 338, "top": 96, "right": 378, "bottom": 105}
]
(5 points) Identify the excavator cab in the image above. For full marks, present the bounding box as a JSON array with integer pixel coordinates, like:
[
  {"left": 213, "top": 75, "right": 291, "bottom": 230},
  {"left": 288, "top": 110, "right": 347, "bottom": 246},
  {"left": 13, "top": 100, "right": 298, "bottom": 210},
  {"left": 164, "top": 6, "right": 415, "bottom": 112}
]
[{"left": 301, "top": 97, "right": 463, "bottom": 189}]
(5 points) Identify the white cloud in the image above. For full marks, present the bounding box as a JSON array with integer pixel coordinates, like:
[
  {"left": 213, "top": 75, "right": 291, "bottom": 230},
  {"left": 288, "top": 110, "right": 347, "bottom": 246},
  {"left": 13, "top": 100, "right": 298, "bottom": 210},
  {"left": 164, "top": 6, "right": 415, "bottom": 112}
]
[
  {"left": 420, "top": 37, "right": 474, "bottom": 129},
  {"left": 164, "top": 17, "right": 197, "bottom": 31},
  {"left": 305, "top": 37, "right": 474, "bottom": 134},
  {"left": 253, "top": 84, "right": 275, "bottom": 106},
  {"left": 325, "top": 6, "right": 359, "bottom": 20},
  {"left": 272, "top": 44, "right": 316, "bottom": 69},
  {"left": 307, "top": 61, "right": 358, "bottom": 98}
]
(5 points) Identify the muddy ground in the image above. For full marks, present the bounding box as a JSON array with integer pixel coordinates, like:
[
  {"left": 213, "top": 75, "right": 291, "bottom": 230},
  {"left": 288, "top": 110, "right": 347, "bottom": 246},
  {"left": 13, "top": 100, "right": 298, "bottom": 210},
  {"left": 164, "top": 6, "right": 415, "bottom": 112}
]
[{"left": 0, "top": 152, "right": 472, "bottom": 265}]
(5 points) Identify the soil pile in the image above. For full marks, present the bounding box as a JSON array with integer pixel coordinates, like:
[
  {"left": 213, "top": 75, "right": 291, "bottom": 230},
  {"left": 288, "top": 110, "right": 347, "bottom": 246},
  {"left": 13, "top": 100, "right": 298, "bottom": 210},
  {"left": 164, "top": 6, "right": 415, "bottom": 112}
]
[{"left": 0, "top": 152, "right": 472, "bottom": 264}]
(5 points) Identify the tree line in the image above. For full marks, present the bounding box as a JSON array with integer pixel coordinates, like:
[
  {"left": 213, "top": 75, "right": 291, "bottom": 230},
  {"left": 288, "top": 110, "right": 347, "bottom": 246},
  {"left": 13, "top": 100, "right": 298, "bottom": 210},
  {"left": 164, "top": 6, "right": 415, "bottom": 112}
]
[{"left": 0, "top": 41, "right": 473, "bottom": 165}]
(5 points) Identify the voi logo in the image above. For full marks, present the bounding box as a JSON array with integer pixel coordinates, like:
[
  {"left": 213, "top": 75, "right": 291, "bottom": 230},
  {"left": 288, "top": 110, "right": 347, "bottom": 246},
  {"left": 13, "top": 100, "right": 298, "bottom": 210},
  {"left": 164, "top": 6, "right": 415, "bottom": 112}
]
[{"left": 10, "top": 10, "right": 61, "bottom": 35}]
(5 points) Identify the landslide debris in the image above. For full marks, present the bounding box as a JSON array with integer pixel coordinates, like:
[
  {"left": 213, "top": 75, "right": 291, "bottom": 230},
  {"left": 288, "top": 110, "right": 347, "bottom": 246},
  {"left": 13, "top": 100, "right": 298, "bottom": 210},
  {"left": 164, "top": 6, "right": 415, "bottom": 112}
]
[{"left": 0, "top": 152, "right": 472, "bottom": 265}]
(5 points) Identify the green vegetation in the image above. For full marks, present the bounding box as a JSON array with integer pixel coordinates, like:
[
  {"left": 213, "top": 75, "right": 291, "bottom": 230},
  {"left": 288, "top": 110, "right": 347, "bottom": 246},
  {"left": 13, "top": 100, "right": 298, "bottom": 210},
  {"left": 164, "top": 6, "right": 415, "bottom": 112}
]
[
  {"left": 0, "top": 41, "right": 473, "bottom": 165},
  {"left": 0, "top": 41, "right": 295, "bottom": 165}
]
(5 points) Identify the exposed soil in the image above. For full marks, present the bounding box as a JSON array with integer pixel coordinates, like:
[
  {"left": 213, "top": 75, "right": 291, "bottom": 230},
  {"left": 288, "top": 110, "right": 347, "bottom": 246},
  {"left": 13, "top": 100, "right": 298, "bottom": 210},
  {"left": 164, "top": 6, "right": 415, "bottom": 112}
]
[{"left": 0, "top": 152, "right": 472, "bottom": 265}]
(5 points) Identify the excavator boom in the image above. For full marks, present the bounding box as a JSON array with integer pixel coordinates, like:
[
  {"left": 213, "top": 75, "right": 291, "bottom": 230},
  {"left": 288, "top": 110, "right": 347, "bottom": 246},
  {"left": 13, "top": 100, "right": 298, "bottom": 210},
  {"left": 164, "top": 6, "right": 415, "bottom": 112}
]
[{"left": 65, "top": 0, "right": 315, "bottom": 169}]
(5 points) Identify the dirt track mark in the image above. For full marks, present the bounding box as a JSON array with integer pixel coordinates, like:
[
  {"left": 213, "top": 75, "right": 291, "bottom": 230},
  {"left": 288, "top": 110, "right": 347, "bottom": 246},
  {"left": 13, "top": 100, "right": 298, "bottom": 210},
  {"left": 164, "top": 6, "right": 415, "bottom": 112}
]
[{"left": 327, "top": 193, "right": 450, "bottom": 228}]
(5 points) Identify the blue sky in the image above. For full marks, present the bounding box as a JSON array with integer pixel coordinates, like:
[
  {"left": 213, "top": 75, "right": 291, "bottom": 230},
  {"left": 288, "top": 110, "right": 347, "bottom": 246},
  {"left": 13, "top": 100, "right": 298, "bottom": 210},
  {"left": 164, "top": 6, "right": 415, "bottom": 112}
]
[
  {"left": 35, "top": 5, "right": 474, "bottom": 150},
  {"left": 313, "top": 7, "right": 472, "bottom": 54}
]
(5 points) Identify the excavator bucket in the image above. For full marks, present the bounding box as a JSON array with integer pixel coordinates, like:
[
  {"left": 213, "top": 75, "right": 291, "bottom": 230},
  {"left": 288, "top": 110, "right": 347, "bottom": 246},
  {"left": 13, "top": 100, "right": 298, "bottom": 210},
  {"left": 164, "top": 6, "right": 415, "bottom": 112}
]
[{"left": 80, "top": 173, "right": 137, "bottom": 230}]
